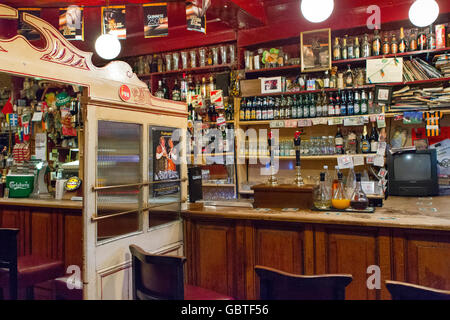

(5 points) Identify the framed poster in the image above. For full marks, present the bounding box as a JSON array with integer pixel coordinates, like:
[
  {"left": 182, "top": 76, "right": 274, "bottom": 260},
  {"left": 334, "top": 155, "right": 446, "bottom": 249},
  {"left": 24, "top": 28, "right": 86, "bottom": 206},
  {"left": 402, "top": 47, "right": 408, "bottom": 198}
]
[
  {"left": 300, "top": 28, "right": 331, "bottom": 72},
  {"left": 18, "top": 8, "right": 41, "bottom": 41},
  {"left": 101, "top": 6, "right": 126, "bottom": 39},
  {"left": 261, "top": 76, "right": 282, "bottom": 94},
  {"left": 59, "top": 6, "right": 84, "bottom": 41},
  {"left": 374, "top": 85, "right": 393, "bottom": 105},
  {"left": 143, "top": 3, "right": 168, "bottom": 38},
  {"left": 186, "top": 1, "right": 206, "bottom": 34},
  {"left": 366, "top": 58, "right": 403, "bottom": 83}
]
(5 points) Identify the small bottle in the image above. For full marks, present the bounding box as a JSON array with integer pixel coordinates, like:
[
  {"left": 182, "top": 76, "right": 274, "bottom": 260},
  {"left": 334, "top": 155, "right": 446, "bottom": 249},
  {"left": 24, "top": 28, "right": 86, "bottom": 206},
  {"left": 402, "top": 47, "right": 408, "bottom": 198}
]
[
  {"left": 354, "top": 37, "right": 361, "bottom": 59},
  {"left": 345, "top": 65, "right": 353, "bottom": 88},
  {"left": 335, "top": 126, "right": 345, "bottom": 155},
  {"left": 418, "top": 28, "right": 427, "bottom": 50},
  {"left": 399, "top": 27, "right": 407, "bottom": 53},
  {"left": 333, "top": 37, "right": 341, "bottom": 60},
  {"left": 362, "top": 33, "right": 371, "bottom": 57},
  {"left": 427, "top": 25, "right": 436, "bottom": 50},
  {"left": 172, "top": 79, "right": 181, "bottom": 101},
  {"left": 347, "top": 36, "right": 354, "bottom": 59},
  {"left": 155, "top": 80, "right": 165, "bottom": 99},
  {"left": 314, "top": 172, "right": 332, "bottom": 209},
  {"left": 391, "top": 33, "right": 398, "bottom": 54},
  {"left": 409, "top": 29, "right": 418, "bottom": 51},
  {"left": 341, "top": 36, "right": 348, "bottom": 60},
  {"left": 332, "top": 172, "right": 351, "bottom": 210},
  {"left": 361, "top": 125, "right": 370, "bottom": 154},
  {"left": 372, "top": 28, "right": 381, "bottom": 56},
  {"left": 369, "top": 124, "right": 379, "bottom": 153},
  {"left": 324, "top": 70, "right": 330, "bottom": 88},
  {"left": 350, "top": 173, "right": 369, "bottom": 210},
  {"left": 382, "top": 34, "right": 390, "bottom": 55}
]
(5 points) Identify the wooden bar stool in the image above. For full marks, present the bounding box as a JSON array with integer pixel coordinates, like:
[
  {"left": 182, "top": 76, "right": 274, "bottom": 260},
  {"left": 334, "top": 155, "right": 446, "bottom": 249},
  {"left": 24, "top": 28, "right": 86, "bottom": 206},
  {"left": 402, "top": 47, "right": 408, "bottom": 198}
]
[
  {"left": 386, "top": 280, "right": 450, "bottom": 300},
  {"left": 0, "top": 228, "right": 65, "bottom": 300},
  {"left": 129, "top": 244, "right": 233, "bottom": 300},
  {"left": 255, "top": 265, "right": 353, "bottom": 300}
]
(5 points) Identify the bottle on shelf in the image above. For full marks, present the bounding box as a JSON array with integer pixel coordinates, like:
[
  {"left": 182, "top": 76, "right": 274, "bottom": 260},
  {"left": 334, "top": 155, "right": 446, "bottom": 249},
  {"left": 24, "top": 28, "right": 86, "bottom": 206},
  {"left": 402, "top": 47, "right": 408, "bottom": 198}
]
[
  {"left": 155, "top": 80, "right": 165, "bottom": 99},
  {"left": 240, "top": 98, "right": 246, "bottom": 121},
  {"left": 372, "top": 28, "right": 382, "bottom": 56},
  {"left": 361, "top": 125, "right": 370, "bottom": 153},
  {"left": 303, "top": 94, "right": 310, "bottom": 118},
  {"left": 172, "top": 79, "right": 181, "bottom": 101},
  {"left": 256, "top": 97, "right": 262, "bottom": 120},
  {"left": 354, "top": 90, "right": 361, "bottom": 115},
  {"left": 279, "top": 95, "right": 286, "bottom": 119},
  {"left": 291, "top": 96, "right": 297, "bottom": 119},
  {"left": 297, "top": 95, "right": 303, "bottom": 119},
  {"left": 251, "top": 97, "right": 256, "bottom": 120},
  {"left": 347, "top": 35, "right": 354, "bottom": 59},
  {"left": 427, "top": 25, "right": 436, "bottom": 50},
  {"left": 354, "top": 37, "right": 361, "bottom": 59},
  {"left": 328, "top": 93, "right": 335, "bottom": 116},
  {"left": 180, "top": 74, "right": 188, "bottom": 102},
  {"left": 342, "top": 36, "right": 348, "bottom": 60},
  {"left": 409, "top": 28, "right": 418, "bottom": 51},
  {"left": 417, "top": 28, "right": 427, "bottom": 50},
  {"left": 314, "top": 172, "right": 332, "bottom": 209},
  {"left": 362, "top": 33, "right": 371, "bottom": 58},
  {"left": 350, "top": 173, "right": 369, "bottom": 210},
  {"left": 309, "top": 94, "right": 316, "bottom": 118},
  {"left": 370, "top": 123, "right": 379, "bottom": 153},
  {"left": 207, "top": 75, "right": 215, "bottom": 97},
  {"left": 335, "top": 126, "right": 345, "bottom": 155},
  {"left": 286, "top": 96, "right": 292, "bottom": 119},
  {"left": 391, "top": 33, "right": 398, "bottom": 54},
  {"left": 345, "top": 64, "right": 354, "bottom": 88},
  {"left": 340, "top": 90, "right": 347, "bottom": 116},
  {"left": 262, "top": 97, "right": 269, "bottom": 120},
  {"left": 332, "top": 172, "right": 351, "bottom": 210},
  {"left": 245, "top": 98, "right": 251, "bottom": 121},
  {"left": 162, "top": 79, "right": 169, "bottom": 99},
  {"left": 200, "top": 77, "right": 207, "bottom": 98},
  {"left": 322, "top": 93, "right": 328, "bottom": 117},
  {"left": 347, "top": 90, "right": 354, "bottom": 116},
  {"left": 399, "top": 27, "right": 407, "bottom": 53},
  {"left": 324, "top": 70, "right": 330, "bottom": 88},
  {"left": 334, "top": 91, "right": 341, "bottom": 115},
  {"left": 382, "top": 34, "right": 390, "bottom": 55},
  {"left": 323, "top": 165, "right": 333, "bottom": 195},
  {"left": 333, "top": 37, "right": 341, "bottom": 60},
  {"left": 361, "top": 90, "right": 368, "bottom": 114}
]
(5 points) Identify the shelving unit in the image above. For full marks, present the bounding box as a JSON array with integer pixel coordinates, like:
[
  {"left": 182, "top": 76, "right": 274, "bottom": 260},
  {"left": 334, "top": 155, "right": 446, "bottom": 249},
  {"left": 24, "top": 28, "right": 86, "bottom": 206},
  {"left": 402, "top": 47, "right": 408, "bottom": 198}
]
[{"left": 139, "top": 64, "right": 233, "bottom": 79}]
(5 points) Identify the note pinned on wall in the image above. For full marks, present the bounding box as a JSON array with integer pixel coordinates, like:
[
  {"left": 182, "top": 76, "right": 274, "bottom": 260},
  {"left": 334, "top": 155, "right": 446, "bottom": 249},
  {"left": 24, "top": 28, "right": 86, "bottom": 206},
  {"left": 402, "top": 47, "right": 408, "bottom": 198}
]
[{"left": 366, "top": 58, "right": 403, "bottom": 83}]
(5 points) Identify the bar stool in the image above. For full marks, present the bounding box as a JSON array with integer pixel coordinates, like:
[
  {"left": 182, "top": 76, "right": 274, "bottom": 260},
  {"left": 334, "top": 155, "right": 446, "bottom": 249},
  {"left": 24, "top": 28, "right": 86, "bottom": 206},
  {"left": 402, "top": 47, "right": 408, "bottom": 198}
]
[
  {"left": 386, "top": 280, "right": 450, "bottom": 300},
  {"left": 0, "top": 228, "right": 65, "bottom": 300},
  {"left": 129, "top": 244, "right": 234, "bottom": 300},
  {"left": 255, "top": 265, "right": 353, "bottom": 300}
]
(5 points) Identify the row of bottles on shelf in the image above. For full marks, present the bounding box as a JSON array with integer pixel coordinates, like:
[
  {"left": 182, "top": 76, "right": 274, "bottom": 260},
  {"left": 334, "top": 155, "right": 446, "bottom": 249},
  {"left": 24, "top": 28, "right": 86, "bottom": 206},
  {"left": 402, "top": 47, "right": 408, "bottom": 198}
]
[
  {"left": 242, "top": 124, "right": 385, "bottom": 157},
  {"left": 188, "top": 124, "right": 234, "bottom": 154},
  {"left": 154, "top": 74, "right": 217, "bottom": 101},
  {"left": 333, "top": 24, "right": 447, "bottom": 61},
  {"left": 188, "top": 99, "right": 234, "bottom": 123},
  {"left": 239, "top": 89, "right": 379, "bottom": 121}
]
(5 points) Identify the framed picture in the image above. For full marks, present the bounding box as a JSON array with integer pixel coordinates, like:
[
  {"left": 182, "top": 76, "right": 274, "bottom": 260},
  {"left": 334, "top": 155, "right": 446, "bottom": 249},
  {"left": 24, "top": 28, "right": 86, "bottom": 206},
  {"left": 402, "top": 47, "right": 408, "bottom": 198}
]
[
  {"left": 300, "top": 28, "right": 331, "bottom": 72},
  {"left": 374, "top": 85, "right": 393, "bottom": 105},
  {"left": 261, "top": 76, "right": 282, "bottom": 94},
  {"left": 414, "top": 138, "right": 429, "bottom": 151}
]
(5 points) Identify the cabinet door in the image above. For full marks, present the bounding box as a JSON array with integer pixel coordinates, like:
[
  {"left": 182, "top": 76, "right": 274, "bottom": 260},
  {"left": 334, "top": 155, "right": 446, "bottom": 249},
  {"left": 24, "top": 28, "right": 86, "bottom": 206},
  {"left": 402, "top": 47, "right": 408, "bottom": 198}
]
[
  {"left": 394, "top": 229, "right": 450, "bottom": 290},
  {"left": 315, "top": 225, "right": 391, "bottom": 300}
]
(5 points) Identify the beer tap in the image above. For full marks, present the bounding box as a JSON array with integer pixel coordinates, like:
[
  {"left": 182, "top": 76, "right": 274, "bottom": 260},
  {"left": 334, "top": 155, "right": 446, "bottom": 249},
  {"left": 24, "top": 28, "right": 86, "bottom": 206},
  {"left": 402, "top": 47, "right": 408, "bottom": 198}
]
[
  {"left": 267, "top": 130, "right": 278, "bottom": 186},
  {"left": 293, "top": 130, "right": 304, "bottom": 186}
]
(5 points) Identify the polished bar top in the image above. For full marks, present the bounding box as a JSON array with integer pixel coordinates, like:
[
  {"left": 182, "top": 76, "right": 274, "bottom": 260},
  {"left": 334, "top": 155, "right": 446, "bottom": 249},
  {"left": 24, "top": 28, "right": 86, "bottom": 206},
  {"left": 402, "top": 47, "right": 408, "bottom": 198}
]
[
  {"left": 0, "top": 197, "right": 83, "bottom": 210},
  {"left": 181, "top": 196, "right": 450, "bottom": 231}
]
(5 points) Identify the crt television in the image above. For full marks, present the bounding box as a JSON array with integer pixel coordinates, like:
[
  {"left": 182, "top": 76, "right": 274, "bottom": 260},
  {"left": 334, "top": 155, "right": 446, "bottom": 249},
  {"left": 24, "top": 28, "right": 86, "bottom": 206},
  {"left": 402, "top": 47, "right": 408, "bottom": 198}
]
[{"left": 388, "top": 149, "right": 439, "bottom": 196}]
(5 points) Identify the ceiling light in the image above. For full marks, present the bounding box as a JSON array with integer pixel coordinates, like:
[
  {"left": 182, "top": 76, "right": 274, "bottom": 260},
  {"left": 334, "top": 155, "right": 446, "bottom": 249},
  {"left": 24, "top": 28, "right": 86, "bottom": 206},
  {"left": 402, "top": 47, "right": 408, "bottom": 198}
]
[
  {"left": 301, "top": 0, "right": 334, "bottom": 23},
  {"left": 95, "top": 34, "right": 121, "bottom": 60},
  {"left": 409, "top": 0, "right": 439, "bottom": 27}
]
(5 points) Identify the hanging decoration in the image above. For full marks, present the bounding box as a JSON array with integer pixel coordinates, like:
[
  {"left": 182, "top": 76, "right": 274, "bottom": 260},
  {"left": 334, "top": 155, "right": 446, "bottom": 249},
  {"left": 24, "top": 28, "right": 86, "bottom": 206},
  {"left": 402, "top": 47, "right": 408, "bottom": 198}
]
[
  {"left": 143, "top": 3, "right": 168, "bottom": 38},
  {"left": 186, "top": 0, "right": 206, "bottom": 34},
  {"left": 101, "top": 5, "right": 126, "bottom": 39},
  {"left": 59, "top": 5, "right": 84, "bottom": 41},
  {"left": 18, "top": 8, "right": 41, "bottom": 41}
]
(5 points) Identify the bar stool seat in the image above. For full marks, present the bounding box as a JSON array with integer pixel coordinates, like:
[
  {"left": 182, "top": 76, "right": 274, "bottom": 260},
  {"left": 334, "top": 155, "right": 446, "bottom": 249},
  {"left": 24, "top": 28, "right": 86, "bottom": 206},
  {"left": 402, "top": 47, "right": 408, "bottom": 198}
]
[
  {"left": 0, "top": 255, "right": 64, "bottom": 289},
  {"left": 184, "top": 284, "right": 233, "bottom": 300},
  {"left": 53, "top": 275, "right": 83, "bottom": 300}
]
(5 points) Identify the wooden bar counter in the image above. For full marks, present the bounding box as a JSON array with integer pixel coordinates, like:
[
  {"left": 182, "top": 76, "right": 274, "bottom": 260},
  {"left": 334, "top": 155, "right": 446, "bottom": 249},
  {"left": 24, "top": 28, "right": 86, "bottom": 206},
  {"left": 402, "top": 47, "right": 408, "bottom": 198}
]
[{"left": 181, "top": 196, "right": 450, "bottom": 300}]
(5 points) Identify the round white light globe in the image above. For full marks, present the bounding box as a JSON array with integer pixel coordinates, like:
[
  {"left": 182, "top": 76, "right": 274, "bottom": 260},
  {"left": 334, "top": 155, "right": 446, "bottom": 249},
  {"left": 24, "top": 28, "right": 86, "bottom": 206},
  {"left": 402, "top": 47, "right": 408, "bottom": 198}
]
[
  {"left": 301, "top": 0, "right": 334, "bottom": 23},
  {"left": 95, "top": 34, "right": 121, "bottom": 60},
  {"left": 409, "top": 0, "right": 439, "bottom": 27}
]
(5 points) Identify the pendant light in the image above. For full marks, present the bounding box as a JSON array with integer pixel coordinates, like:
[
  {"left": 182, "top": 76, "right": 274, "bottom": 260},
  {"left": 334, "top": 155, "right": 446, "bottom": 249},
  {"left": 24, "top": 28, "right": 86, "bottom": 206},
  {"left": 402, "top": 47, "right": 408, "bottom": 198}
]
[
  {"left": 409, "top": 0, "right": 439, "bottom": 27},
  {"left": 95, "top": 0, "right": 121, "bottom": 60},
  {"left": 301, "top": 0, "right": 334, "bottom": 23}
]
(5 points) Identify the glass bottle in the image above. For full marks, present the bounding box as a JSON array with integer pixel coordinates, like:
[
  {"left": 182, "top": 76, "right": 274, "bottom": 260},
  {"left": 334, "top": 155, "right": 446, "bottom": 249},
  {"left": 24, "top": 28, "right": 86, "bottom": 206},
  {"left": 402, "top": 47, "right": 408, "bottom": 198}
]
[
  {"left": 399, "top": 27, "right": 407, "bottom": 53},
  {"left": 321, "top": 93, "right": 328, "bottom": 117},
  {"left": 417, "top": 28, "right": 427, "bottom": 50},
  {"left": 297, "top": 95, "right": 303, "bottom": 119},
  {"left": 350, "top": 173, "right": 369, "bottom": 210},
  {"left": 333, "top": 37, "right": 341, "bottom": 60},
  {"left": 354, "top": 37, "right": 361, "bottom": 59},
  {"left": 370, "top": 123, "right": 379, "bottom": 153},
  {"left": 335, "top": 126, "right": 345, "bottom": 155},
  {"left": 256, "top": 97, "right": 262, "bottom": 120},
  {"left": 314, "top": 172, "right": 332, "bottom": 209},
  {"left": 341, "top": 36, "right": 348, "bottom": 60},
  {"left": 328, "top": 93, "right": 335, "bottom": 116},
  {"left": 391, "top": 33, "right": 398, "bottom": 54},
  {"left": 382, "top": 34, "right": 390, "bottom": 55},
  {"left": 200, "top": 77, "right": 207, "bottom": 98},
  {"left": 291, "top": 96, "right": 298, "bottom": 119},
  {"left": 340, "top": 90, "right": 347, "bottom": 116},
  {"left": 361, "top": 90, "right": 368, "bottom": 114},
  {"left": 347, "top": 90, "right": 354, "bottom": 116},
  {"left": 309, "top": 94, "right": 316, "bottom": 118},
  {"left": 409, "top": 28, "right": 418, "bottom": 51},
  {"left": 155, "top": 80, "right": 165, "bottom": 99},
  {"left": 362, "top": 33, "right": 371, "bottom": 58},
  {"left": 427, "top": 25, "right": 436, "bottom": 50},
  {"left": 172, "top": 79, "right": 181, "bottom": 101},
  {"left": 207, "top": 76, "right": 215, "bottom": 97},
  {"left": 240, "top": 98, "right": 246, "bottom": 121},
  {"left": 324, "top": 70, "right": 330, "bottom": 88},
  {"left": 332, "top": 172, "right": 350, "bottom": 210},
  {"left": 347, "top": 36, "right": 354, "bottom": 59},
  {"left": 372, "top": 28, "right": 381, "bottom": 56},
  {"left": 345, "top": 65, "right": 353, "bottom": 88},
  {"left": 361, "top": 125, "right": 370, "bottom": 153},
  {"left": 354, "top": 90, "right": 361, "bottom": 115}
]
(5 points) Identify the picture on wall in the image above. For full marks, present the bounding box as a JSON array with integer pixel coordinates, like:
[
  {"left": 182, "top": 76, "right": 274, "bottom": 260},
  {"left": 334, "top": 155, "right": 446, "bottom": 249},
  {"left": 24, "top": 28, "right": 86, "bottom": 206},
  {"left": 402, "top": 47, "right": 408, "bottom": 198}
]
[
  {"left": 101, "top": 6, "right": 126, "bottom": 39},
  {"left": 59, "top": 5, "right": 84, "bottom": 41},
  {"left": 143, "top": 3, "right": 168, "bottom": 38},
  {"left": 300, "top": 28, "right": 331, "bottom": 72}
]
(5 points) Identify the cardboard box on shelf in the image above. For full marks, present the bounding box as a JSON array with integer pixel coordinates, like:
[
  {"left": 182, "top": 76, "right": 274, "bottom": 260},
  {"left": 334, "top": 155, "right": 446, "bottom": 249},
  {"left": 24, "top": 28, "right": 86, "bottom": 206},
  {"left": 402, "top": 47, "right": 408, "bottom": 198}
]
[{"left": 240, "top": 79, "right": 261, "bottom": 97}]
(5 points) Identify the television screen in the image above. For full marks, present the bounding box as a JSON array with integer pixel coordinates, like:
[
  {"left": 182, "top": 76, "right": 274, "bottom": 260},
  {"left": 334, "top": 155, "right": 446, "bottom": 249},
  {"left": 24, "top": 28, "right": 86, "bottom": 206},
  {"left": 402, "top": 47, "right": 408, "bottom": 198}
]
[{"left": 393, "top": 153, "right": 432, "bottom": 181}]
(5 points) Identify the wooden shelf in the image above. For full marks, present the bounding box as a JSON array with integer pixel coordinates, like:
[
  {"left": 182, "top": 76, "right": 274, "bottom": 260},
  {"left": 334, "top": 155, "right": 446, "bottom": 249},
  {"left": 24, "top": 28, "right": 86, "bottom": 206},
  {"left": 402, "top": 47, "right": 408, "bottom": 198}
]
[
  {"left": 332, "top": 47, "right": 450, "bottom": 66},
  {"left": 245, "top": 65, "right": 301, "bottom": 75},
  {"left": 139, "top": 64, "right": 233, "bottom": 78},
  {"left": 241, "top": 85, "right": 375, "bottom": 98},
  {"left": 238, "top": 113, "right": 380, "bottom": 126},
  {"left": 202, "top": 183, "right": 236, "bottom": 187},
  {"left": 238, "top": 154, "right": 376, "bottom": 161}
]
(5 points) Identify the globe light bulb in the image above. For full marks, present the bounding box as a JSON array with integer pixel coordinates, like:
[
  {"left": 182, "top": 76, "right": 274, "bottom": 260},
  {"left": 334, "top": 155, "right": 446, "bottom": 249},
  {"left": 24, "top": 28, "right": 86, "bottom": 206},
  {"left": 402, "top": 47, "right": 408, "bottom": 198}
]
[
  {"left": 95, "top": 34, "right": 121, "bottom": 60},
  {"left": 409, "top": 0, "right": 439, "bottom": 27},
  {"left": 301, "top": 0, "right": 334, "bottom": 23}
]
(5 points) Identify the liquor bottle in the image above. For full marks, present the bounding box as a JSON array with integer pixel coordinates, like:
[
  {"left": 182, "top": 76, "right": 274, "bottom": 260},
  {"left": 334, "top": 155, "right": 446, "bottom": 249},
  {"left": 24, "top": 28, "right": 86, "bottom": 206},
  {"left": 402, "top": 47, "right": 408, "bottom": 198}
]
[
  {"left": 369, "top": 124, "right": 379, "bottom": 153},
  {"left": 341, "top": 36, "right": 348, "bottom": 60},
  {"left": 286, "top": 96, "right": 293, "bottom": 119},
  {"left": 328, "top": 93, "right": 335, "bottom": 116},
  {"left": 251, "top": 97, "right": 256, "bottom": 120},
  {"left": 391, "top": 33, "right": 398, "bottom": 54},
  {"left": 314, "top": 172, "right": 332, "bottom": 209},
  {"left": 151, "top": 54, "right": 158, "bottom": 73},
  {"left": 309, "top": 94, "right": 316, "bottom": 118},
  {"left": 256, "top": 97, "right": 262, "bottom": 120},
  {"left": 373, "top": 28, "right": 382, "bottom": 56},
  {"left": 316, "top": 93, "right": 323, "bottom": 117},
  {"left": 333, "top": 37, "right": 341, "bottom": 60},
  {"left": 245, "top": 98, "right": 251, "bottom": 121},
  {"left": 332, "top": 166, "right": 341, "bottom": 196},
  {"left": 418, "top": 28, "right": 427, "bottom": 50},
  {"left": 350, "top": 173, "right": 369, "bottom": 210},
  {"left": 291, "top": 96, "right": 298, "bottom": 119},
  {"left": 324, "top": 70, "right": 330, "bottom": 88},
  {"left": 347, "top": 91, "right": 354, "bottom": 116},
  {"left": 207, "top": 76, "right": 215, "bottom": 97},
  {"left": 240, "top": 98, "right": 246, "bottom": 121},
  {"left": 382, "top": 34, "right": 390, "bottom": 55},
  {"left": 340, "top": 90, "right": 347, "bottom": 116},
  {"left": 155, "top": 80, "right": 165, "bottom": 98},
  {"left": 354, "top": 37, "right": 361, "bottom": 59},
  {"left": 361, "top": 90, "right": 368, "bottom": 114},
  {"left": 200, "top": 77, "right": 207, "bottom": 98},
  {"left": 303, "top": 94, "right": 310, "bottom": 118},
  {"left": 409, "top": 28, "right": 418, "bottom": 51},
  {"left": 347, "top": 36, "right": 354, "bottom": 59},
  {"left": 274, "top": 97, "right": 280, "bottom": 120},
  {"left": 195, "top": 77, "right": 201, "bottom": 95},
  {"left": 399, "top": 27, "right": 407, "bottom": 53},
  {"left": 268, "top": 97, "right": 274, "bottom": 120},
  {"left": 334, "top": 92, "right": 341, "bottom": 116},
  {"left": 354, "top": 90, "right": 361, "bottom": 115},
  {"left": 332, "top": 172, "right": 351, "bottom": 210},
  {"left": 427, "top": 25, "right": 436, "bottom": 50},
  {"left": 297, "top": 95, "right": 304, "bottom": 118},
  {"left": 172, "top": 79, "right": 181, "bottom": 101},
  {"left": 279, "top": 95, "right": 286, "bottom": 119},
  {"left": 362, "top": 33, "right": 371, "bottom": 58},
  {"left": 180, "top": 74, "right": 188, "bottom": 101},
  {"left": 321, "top": 93, "right": 328, "bottom": 117},
  {"left": 335, "top": 127, "right": 345, "bottom": 155},
  {"left": 262, "top": 97, "right": 268, "bottom": 120},
  {"left": 345, "top": 64, "right": 353, "bottom": 88},
  {"left": 361, "top": 125, "right": 370, "bottom": 153}
]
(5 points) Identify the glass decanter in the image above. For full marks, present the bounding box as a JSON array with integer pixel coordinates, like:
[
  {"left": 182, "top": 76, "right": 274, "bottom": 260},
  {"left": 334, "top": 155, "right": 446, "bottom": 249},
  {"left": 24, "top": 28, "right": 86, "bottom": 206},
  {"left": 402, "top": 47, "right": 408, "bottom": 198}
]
[
  {"left": 314, "top": 172, "right": 331, "bottom": 209},
  {"left": 332, "top": 172, "right": 350, "bottom": 210},
  {"left": 350, "top": 173, "right": 369, "bottom": 210}
]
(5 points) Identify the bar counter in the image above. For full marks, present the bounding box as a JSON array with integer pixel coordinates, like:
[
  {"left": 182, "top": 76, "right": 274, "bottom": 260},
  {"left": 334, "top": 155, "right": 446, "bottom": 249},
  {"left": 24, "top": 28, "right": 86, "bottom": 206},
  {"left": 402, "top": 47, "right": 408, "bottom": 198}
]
[{"left": 181, "top": 196, "right": 450, "bottom": 300}]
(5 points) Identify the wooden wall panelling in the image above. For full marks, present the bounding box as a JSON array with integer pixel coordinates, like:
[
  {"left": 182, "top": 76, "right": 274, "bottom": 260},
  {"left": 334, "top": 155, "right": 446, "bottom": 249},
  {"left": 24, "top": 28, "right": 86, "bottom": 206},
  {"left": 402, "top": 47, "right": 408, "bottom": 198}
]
[
  {"left": 243, "top": 220, "right": 256, "bottom": 299},
  {"left": 234, "top": 221, "right": 247, "bottom": 300},
  {"left": 64, "top": 212, "right": 83, "bottom": 269},
  {"left": 0, "top": 207, "right": 31, "bottom": 256}
]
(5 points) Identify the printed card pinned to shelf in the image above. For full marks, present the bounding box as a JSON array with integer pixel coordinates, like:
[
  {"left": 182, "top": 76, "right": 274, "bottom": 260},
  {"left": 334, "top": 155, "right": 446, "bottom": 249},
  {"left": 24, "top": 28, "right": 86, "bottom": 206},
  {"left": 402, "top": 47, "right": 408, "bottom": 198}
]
[
  {"left": 210, "top": 90, "right": 223, "bottom": 108},
  {"left": 344, "top": 117, "right": 364, "bottom": 126},
  {"left": 297, "top": 119, "right": 312, "bottom": 127},
  {"left": 270, "top": 120, "right": 285, "bottom": 128},
  {"left": 353, "top": 155, "right": 365, "bottom": 167},
  {"left": 377, "top": 142, "right": 386, "bottom": 156},
  {"left": 366, "top": 155, "right": 376, "bottom": 164},
  {"left": 377, "top": 114, "right": 386, "bottom": 128},
  {"left": 378, "top": 167, "right": 388, "bottom": 179},
  {"left": 337, "top": 155, "right": 354, "bottom": 169},
  {"left": 284, "top": 119, "right": 298, "bottom": 128},
  {"left": 328, "top": 118, "right": 343, "bottom": 126},
  {"left": 361, "top": 181, "right": 375, "bottom": 195},
  {"left": 216, "top": 116, "right": 226, "bottom": 126},
  {"left": 374, "top": 155, "right": 385, "bottom": 167}
]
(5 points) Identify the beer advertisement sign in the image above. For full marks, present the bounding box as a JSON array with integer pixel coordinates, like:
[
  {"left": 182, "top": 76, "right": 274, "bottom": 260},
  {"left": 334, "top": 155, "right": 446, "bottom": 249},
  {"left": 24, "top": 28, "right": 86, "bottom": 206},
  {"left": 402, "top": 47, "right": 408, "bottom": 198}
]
[
  {"left": 101, "top": 6, "right": 126, "bottom": 39},
  {"left": 186, "top": 1, "right": 206, "bottom": 34},
  {"left": 143, "top": 3, "right": 168, "bottom": 38},
  {"left": 59, "top": 6, "right": 84, "bottom": 41}
]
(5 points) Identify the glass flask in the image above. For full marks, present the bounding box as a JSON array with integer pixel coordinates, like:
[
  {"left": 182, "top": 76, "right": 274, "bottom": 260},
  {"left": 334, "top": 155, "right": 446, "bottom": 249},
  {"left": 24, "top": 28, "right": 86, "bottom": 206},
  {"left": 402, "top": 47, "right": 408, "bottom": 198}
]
[
  {"left": 165, "top": 53, "right": 172, "bottom": 71},
  {"left": 350, "top": 173, "right": 369, "bottom": 210},
  {"left": 199, "top": 48, "right": 206, "bottom": 67},
  {"left": 172, "top": 52, "right": 180, "bottom": 70},
  {"left": 190, "top": 50, "right": 197, "bottom": 68},
  {"left": 332, "top": 172, "right": 350, "bottom": 210},
  {"left": 314, "top": 172, "right": 332, "bottom": 209},
  {"left": 181, "top": 51, "right": 188, "bottom": 69}
]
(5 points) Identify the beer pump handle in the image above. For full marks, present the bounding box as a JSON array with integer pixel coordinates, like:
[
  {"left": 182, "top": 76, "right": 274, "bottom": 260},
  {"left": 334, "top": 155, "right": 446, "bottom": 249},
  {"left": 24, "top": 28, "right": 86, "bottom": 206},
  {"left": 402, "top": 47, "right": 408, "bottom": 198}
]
[{"left": 294, "top": 131, "right": 301, "bottom": 167}]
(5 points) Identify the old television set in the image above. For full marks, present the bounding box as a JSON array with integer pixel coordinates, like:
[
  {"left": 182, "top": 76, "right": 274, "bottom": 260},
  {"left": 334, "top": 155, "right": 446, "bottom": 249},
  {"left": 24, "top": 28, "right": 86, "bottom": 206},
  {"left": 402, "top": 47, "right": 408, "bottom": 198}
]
[{"left": 388, "top": 149, "right": 438, "bottom": 196}]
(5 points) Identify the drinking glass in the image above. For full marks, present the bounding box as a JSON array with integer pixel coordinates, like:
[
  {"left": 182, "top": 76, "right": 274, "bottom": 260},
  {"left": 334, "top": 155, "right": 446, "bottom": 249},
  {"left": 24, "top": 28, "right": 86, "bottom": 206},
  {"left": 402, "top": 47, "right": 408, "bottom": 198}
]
[
  {"left": 321, "top": 136, "right": 328, "bottom": 155},
  {"left": 220, "top": 45, "right": 227, "bottom": 64},
  {"left": 199, "top": 48, "right": 206, "bottom": 67},
  {"left": 181, "top": 51, "right": 188, "bottom": 69},
  {"left": 165, "top": 53, "right": 172, "bottom": 71},
  {"left": 228, "top": 44, "right": 236, "bottom": 65},
  {"left": 190, "top": 50, "right": 197, "bottom": 68},
  {"left": 172, "top": 52, "right": 180, "bottom": 70},
  {"left": 212, "top": 47, "right": 219, "bottom": 65},
  {"left": 244, "top": 50, "right": 253, "bottom": 70}
]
